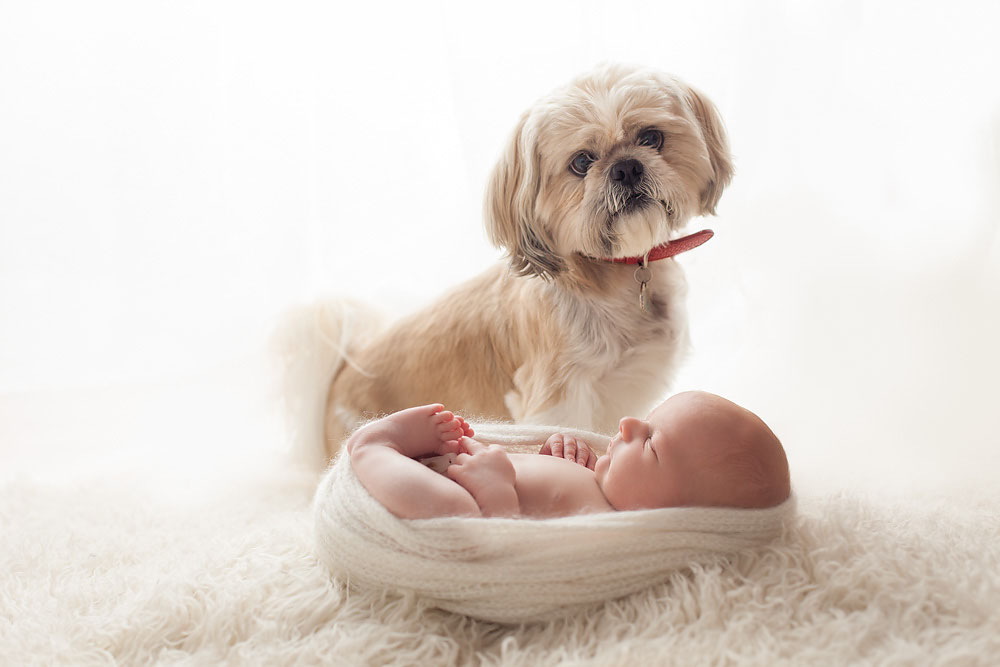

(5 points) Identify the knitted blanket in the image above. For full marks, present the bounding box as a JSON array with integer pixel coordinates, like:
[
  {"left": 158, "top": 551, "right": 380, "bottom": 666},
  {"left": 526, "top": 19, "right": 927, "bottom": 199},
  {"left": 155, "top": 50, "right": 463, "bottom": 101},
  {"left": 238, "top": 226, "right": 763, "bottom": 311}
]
[{"left": 312, "top": 423, "right": 795, "bottom": 624}]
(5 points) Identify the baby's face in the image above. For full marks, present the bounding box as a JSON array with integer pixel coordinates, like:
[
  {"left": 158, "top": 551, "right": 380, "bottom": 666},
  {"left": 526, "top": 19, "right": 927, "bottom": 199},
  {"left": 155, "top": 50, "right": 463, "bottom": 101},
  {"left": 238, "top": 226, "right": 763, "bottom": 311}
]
[
  {"left": 593, "top": 391, "right": 779, "bottom": 510},
  {"left": 593, "top": 394, "right": 704, "bottom": 510}
]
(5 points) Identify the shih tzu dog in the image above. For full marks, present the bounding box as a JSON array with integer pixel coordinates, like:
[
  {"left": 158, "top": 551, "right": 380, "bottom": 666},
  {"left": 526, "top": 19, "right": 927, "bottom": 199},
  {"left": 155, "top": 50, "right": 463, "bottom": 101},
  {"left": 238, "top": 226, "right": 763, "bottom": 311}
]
[{"left": 321, "top": 63, "right": 733, "bottom": 457}]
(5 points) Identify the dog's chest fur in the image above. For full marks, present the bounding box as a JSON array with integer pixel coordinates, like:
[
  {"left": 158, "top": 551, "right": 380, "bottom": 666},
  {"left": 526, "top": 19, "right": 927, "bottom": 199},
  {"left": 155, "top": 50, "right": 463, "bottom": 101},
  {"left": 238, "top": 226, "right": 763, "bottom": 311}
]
[
  {"left": 326, "top": 260, "right": 691, "bottom": 451},
  {"left": 511, "top": 260, "right": 689, "bottom": 433}
]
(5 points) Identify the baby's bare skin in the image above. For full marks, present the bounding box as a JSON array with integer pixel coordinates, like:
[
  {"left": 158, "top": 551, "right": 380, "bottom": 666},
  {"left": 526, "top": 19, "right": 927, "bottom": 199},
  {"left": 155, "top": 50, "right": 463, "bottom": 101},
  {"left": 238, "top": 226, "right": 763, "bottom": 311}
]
[
  {"left": 504, "top": 450, "right": 613, "bottom": 517},
  {"left": 447, "top": 435, "right": 612, "bottom": 517},
  {"left": 347, "top": 404, "right": 481, "bottom": 519},
  {"left": 349, "top": 393, "right": 790, "bottom": 520},
  {"left": 348, "top": 404, "right": 610, "bottom": 518}
]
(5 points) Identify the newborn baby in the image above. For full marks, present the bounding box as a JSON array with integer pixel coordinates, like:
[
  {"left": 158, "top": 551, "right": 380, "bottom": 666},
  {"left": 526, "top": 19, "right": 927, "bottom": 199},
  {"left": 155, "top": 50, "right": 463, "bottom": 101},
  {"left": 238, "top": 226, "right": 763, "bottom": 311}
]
[{"left": 348, "top": 391, "right": 790, "bottom": 519}]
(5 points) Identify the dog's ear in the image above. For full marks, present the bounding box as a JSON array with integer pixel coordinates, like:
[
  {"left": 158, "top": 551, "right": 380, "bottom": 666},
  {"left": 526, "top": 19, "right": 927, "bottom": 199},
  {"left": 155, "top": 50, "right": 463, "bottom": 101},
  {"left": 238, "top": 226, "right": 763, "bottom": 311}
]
[
  {"left": 484, "top": 114, "right": 565, "bottom": 279},
  {"left": 684, "top": 85, "right": 734, "bottom": 215}
]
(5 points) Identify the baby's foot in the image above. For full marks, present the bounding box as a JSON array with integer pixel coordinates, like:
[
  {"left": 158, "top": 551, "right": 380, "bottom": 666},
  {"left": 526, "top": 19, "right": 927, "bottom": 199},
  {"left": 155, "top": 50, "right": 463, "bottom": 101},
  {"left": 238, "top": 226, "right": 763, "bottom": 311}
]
[{"left": 385, "top": 404, "right": 473, "bottom": 458}]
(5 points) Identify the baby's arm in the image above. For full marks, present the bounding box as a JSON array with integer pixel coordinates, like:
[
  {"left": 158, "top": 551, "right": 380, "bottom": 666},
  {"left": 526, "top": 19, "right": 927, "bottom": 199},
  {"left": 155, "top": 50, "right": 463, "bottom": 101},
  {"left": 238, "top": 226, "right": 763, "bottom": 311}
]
[
  {"left": 348, "top": 404, "right": 481, "bottom": 519},
  {"left": 446, "top": 437, "right": 520, "bottom": 517}
]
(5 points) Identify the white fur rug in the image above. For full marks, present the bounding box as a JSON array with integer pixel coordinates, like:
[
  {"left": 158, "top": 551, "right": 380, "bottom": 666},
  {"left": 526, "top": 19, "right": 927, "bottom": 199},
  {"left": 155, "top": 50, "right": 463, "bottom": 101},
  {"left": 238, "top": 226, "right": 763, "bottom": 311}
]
[{"left": 3, "top": 458, "right": 998, "bottom": 666}]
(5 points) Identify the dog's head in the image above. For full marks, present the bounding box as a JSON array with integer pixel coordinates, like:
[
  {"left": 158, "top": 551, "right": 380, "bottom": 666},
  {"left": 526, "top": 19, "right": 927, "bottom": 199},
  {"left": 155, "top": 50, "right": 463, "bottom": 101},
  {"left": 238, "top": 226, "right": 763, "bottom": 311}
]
[{"left": 485, "top": 64, "right": 733, "bottom": 279}]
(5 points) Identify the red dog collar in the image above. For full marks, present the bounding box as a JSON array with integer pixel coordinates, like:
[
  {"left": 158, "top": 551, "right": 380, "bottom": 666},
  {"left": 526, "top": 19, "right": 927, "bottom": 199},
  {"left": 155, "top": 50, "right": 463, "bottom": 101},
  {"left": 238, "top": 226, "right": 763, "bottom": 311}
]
[{"left": 601, "top": 229, "right": 714, "bottom": 264}]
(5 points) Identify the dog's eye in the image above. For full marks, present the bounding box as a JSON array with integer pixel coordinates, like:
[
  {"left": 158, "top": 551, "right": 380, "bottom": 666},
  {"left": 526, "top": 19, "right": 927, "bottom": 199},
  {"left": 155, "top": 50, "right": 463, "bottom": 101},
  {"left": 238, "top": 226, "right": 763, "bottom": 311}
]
[
  {"left": 637, "top": 128, "right": 664, "bottom": 150},
  {"left": 569, "top": 151, "right": 596, "bottom": 176}
]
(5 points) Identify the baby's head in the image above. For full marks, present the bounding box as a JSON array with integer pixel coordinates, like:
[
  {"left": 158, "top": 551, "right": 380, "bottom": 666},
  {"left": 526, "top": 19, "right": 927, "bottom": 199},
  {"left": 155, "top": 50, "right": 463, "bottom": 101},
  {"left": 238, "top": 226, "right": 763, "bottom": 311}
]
[{"left": 593, "top": 391, "right": 790, "bottom": 511}]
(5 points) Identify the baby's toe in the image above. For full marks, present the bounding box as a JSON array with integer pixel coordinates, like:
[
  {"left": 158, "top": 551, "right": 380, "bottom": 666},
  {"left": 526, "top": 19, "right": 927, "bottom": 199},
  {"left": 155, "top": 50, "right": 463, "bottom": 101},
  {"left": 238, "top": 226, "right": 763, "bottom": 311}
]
[
  {"left": 432, "top": 410, "right": 455, "bottom": 424},
  {"left": 456, "top": 416, "right": 474, "bottom": 437},
  {"left": 438, "top": 417, "right": 464, "bottom": 439},
  {"left": 441, "top": 426, "right": 463, "bottom": 441}
]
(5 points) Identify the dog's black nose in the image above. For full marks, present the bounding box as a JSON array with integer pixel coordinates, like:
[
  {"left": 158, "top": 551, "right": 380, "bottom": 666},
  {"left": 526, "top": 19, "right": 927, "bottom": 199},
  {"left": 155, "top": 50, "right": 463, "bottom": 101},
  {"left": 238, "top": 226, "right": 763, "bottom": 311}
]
[{"left": 610, "top": 159, "right": 644, "bottom": 187}]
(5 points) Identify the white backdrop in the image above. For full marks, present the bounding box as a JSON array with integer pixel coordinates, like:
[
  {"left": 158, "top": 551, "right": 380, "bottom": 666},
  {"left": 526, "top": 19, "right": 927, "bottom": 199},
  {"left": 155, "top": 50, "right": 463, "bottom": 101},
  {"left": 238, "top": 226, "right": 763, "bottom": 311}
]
[{"left": 2, "top": 1, "right": 998, "bottom": 491}]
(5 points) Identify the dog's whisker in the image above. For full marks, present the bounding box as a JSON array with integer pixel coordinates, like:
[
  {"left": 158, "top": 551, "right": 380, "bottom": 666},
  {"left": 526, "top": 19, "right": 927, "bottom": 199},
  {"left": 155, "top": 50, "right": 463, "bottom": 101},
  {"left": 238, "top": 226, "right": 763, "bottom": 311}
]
[{"left": 659, "top": 199, "right": 675, "bottom": 218}]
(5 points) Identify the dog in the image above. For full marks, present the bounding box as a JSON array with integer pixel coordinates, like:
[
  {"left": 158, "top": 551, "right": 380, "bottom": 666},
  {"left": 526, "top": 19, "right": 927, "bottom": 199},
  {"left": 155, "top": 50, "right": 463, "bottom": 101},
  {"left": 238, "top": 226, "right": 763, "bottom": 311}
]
[{"left": 322, "top": 64, "right": 733, "bottom": 458}]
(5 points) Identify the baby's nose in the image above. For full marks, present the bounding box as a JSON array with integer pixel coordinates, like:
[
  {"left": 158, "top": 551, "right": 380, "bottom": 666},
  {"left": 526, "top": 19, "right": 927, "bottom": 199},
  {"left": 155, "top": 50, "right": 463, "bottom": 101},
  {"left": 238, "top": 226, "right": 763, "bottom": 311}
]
[{"left": 619, "top": 416, "right": 641, "bottom": 441}]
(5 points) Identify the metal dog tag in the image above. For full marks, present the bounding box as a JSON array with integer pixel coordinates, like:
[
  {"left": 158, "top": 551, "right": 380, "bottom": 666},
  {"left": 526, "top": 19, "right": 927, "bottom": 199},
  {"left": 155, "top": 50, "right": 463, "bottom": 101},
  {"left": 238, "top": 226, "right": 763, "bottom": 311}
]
[{"left": 634, "top": 264, "right": 652, "bottom": 313}]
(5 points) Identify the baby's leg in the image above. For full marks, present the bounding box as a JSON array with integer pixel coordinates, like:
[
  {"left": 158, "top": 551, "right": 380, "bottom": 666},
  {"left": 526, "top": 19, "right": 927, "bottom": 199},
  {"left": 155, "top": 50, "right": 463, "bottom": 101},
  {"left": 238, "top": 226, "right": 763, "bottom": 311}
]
[{"left": 347, "top": 404, "right": 480, "bottom": 519}]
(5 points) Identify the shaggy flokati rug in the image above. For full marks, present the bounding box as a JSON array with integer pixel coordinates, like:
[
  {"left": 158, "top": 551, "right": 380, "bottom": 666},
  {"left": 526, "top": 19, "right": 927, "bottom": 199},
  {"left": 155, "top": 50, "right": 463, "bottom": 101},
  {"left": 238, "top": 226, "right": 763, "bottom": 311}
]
[{"left": 2, "top": 461, "right": 998, "bottom": 666}]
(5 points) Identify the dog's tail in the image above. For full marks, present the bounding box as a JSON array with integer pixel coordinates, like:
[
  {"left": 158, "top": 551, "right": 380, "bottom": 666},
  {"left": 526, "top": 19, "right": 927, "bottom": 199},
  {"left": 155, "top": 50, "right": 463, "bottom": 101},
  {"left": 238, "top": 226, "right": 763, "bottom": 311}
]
[{"left": 270, "top": 298, "right": 385, "bottom": 471}]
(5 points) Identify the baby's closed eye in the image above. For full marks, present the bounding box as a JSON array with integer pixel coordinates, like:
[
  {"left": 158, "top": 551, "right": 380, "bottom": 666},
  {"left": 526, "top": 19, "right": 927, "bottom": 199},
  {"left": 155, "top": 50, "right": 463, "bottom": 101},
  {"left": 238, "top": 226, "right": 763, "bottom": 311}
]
[{"left": 645, "top": 438, "right": 659, "bottom": 461}]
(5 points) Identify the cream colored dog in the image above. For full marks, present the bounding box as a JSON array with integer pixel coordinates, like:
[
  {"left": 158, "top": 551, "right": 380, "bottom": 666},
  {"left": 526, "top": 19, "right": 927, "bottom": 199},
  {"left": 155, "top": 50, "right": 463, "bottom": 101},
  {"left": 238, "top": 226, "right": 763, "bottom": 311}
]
[{"left": 323, "top": 64, "right": 732, "bottom": 458}]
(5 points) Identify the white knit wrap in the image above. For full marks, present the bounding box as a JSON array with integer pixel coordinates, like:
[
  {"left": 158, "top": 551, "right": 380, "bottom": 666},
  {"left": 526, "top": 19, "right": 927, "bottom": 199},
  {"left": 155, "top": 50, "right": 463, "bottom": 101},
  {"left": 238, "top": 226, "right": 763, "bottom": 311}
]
[{"left": 312, "top": 423, "right": 795, "bottom": 624}]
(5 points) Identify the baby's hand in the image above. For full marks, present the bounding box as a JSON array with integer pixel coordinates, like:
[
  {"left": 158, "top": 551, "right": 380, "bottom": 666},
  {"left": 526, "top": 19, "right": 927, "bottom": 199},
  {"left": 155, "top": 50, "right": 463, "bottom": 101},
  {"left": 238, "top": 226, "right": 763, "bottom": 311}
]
[
  {"left": 446, "top": 436, "right": 518, "bottom": 517},
  {"left": 540, "top": 433, "right": 596, "bottom": 470}
]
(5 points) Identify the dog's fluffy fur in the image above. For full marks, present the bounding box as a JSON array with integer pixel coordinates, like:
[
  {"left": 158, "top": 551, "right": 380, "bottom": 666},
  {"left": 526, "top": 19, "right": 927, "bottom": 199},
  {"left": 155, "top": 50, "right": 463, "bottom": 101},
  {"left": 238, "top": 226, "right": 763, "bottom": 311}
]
[{"left": 324, "top": 64, "right": 733, "bottom": 457}]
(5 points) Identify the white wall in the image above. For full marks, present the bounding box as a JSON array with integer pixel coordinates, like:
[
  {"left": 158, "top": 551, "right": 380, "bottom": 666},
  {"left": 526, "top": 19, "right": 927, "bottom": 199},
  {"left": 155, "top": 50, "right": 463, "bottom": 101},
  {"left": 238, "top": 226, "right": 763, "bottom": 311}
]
[{"left": 2, "top": 1, "right": 998, "bottom": 489}]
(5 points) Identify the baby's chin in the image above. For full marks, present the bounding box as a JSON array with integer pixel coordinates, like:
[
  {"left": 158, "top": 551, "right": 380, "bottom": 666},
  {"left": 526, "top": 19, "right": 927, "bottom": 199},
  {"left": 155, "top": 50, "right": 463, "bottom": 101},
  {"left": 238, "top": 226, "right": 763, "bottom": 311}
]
[{"left": 593, "top": 453, "right": 610, "bottom": 481}]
